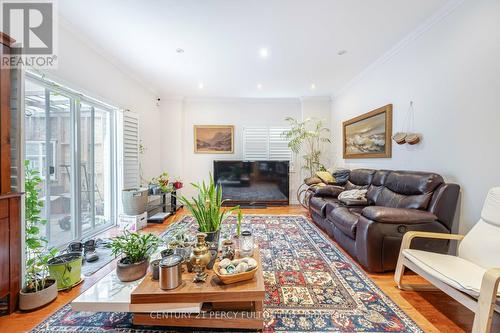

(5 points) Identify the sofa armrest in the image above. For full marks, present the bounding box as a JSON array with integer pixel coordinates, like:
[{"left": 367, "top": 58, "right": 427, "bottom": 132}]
[
  {"left": 362, "top": 206, "right": 438, "bottom": 224},
  {"left": 312, "top": 185, "right": 344, "bottom": 198}
]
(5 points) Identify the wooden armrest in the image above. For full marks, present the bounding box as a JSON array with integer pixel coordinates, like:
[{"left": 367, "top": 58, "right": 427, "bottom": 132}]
[
  {"left": 475, "top": 268, "right": 500, "bottom": 332},
  {"left": 400, "top": 231, "right": 465, "bottom": 251}
]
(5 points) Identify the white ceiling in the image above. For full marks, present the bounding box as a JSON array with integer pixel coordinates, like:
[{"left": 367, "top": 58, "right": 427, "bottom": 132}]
[{"left": 58, "top": 0, "right": 448, "bottom": 98}]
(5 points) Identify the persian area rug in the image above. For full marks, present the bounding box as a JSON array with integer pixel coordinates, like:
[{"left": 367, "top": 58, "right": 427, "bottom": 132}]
[{"left": 31, "top": 215, "right": 423, "bottom": 333}]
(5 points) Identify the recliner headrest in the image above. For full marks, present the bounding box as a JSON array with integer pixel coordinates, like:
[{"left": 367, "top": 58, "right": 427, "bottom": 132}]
[{"left": 385, "top": 171, "right": 443, "bottom": 195}]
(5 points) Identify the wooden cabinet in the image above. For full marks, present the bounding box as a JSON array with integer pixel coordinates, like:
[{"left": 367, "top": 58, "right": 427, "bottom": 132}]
[{"left": 0, "top": 32, "right": 22, "bottom": 314}]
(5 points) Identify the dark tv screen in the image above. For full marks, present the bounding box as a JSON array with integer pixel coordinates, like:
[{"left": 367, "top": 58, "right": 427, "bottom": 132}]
[{"left": 213, "top": 160, "right": 289, "bottom": 205}]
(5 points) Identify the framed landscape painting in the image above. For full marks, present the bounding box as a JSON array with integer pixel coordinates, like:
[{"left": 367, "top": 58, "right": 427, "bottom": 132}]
[
  {"left": 194, "top": 125, "right": 234, "bottom": 154},
  {"left": 343, "top": 104, "right": 393, "bottom": 159}
]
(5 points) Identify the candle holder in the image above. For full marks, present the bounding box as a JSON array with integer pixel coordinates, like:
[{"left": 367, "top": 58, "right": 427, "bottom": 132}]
[{"left": 239, "top": 230, "right": 254, "bottom": 257}]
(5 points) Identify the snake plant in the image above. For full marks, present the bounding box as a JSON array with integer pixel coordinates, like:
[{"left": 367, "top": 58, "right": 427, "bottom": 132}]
[{"left": 177, "top": 176, "right": 240, "bottom": 232}]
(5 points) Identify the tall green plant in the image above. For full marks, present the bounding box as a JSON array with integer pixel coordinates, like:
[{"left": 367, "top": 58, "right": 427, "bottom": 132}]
[
  {"left": 24, "top": 160, "right": 58, "bottom": 293},
  {"left": 177, "top": 176, "right": 240, "bottom": 232},
  {"left": 282, "top": 117, "right": 331, "bottom": 178}
]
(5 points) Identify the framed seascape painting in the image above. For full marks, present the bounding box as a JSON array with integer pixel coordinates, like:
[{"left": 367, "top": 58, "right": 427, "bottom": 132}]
[
  {"left": 194, "top": 125, "right": 234, "bottom": 154},
  {"left": 343, "top": 104, "right": 393, "bottom": 159}
]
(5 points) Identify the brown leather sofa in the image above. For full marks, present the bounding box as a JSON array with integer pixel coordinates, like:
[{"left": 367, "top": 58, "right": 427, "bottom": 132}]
[{"left": 309, "top": 169, "right": 460, "bottom": 272}]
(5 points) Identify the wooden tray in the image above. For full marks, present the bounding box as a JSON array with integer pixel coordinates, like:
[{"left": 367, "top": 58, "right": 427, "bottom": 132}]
[{"left": 213, "top": 261, "right": 258, "bottom": 284}]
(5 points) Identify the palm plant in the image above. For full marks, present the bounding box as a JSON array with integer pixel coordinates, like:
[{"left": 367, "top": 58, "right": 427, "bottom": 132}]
[
  {"left": 177, "top": 176, "right": 240, "bottom": 232},
  {"left": 282, "top": 117, "right": 331, "bottom": 178}
]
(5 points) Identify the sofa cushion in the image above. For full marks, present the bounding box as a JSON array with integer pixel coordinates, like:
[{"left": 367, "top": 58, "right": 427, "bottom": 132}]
[
  {"left": 345, "top": 169, "right": 376, "bottom": 190},
  {"left": 313, "top": 185, "right": 344, "bottom": 198},
  {"left": 329, "top": 207, "right": 360, "bottom": 239},
  {"left": 325, "top": 201, "right": 342, "bottom": 217},
  {"left": 403, "top": 249, "right": 500, "bottom": 298},
  {"left": 310, "top": 196, "right": 340, "bottom": 218},
  {"left": 375, "top": 171, "right": 444, "bottom": 210},
  {"left": 367, "top": 170, "right": 390, "bottom": 204}
]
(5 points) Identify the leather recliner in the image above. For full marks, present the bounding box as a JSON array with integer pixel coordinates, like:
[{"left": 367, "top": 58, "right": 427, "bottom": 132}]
[{"left": 308, "top": 169, "right": 460, "bottom": 272}]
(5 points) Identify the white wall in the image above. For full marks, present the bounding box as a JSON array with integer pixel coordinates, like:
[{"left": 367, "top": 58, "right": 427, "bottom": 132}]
[
  {"left": 38, "top": 23, "right": 163, "bottom": 182},
  {"left": 160, "top": 98, "right": 304, "bottom": 202},
  {"left": 300, "top": 97, "right": 333, "bottom": 174},
  {"left": 331, "top": 0, "right": 500, "bottom": 233}
]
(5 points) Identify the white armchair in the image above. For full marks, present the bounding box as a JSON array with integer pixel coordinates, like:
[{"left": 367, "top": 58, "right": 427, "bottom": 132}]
[{"left": 395, "top": 187, "right": 500, "bottom": 333}]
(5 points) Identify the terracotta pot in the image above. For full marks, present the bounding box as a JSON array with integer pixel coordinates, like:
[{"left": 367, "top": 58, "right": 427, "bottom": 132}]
[
  {"left": 19, "top": 279, "right": 58, "bottom": 311},
  {"left": 116, "top": 257, "right": 149, "bottom": 282}
]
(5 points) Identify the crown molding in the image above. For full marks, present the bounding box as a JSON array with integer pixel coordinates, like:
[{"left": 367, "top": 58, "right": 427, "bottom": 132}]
[
  {"left": 300, "top": 96, "right": 332, "bottom": 102},
  {"left": 182, "top": 96, "right": 301, "bottom": 103},
  {"left": 58, "top": 16, "right": 159, "bottom": 97},
  {"left": 334, "top": 0, "right": 466, "bottom": 97}
]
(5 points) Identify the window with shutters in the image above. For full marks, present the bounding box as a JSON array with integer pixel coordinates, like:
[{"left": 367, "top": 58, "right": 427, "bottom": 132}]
[
  {"left": 243, "top": 127, "right": 293, "bottom": 166},
  {"left": 122, "top": 111, "right": 140, "bottom": 189}
]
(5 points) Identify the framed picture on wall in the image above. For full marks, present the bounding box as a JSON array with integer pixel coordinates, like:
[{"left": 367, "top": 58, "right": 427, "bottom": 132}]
[
  {"left": 194, "top": 125, "right": 234, "bottom": 154},
  {"left": 343, "top": 104, "right": 393, "bottom": 159}
]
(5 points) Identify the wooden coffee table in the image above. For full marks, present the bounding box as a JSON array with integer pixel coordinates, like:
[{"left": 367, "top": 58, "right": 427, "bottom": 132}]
[{"left": 131, "top": 248, "right": 265, "bottom": 330}]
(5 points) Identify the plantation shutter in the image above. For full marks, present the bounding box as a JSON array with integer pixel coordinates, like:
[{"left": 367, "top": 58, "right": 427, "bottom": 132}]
[
  {"left": 243, "top": 127, "right": 269, "bottom": 160},
  {"left": 122, "top": 111, "right": 140, "bottom": 188},
  {"left": 243, "top": 127, "right": 292, "bottom": 162},
  {"left": 269, "top": 127, "right": 292, "bottom": 161}
]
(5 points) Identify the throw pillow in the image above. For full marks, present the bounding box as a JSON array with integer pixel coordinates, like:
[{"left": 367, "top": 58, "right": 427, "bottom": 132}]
[{"left": 316, "top": 171, "right": 335, "bottom": 184}]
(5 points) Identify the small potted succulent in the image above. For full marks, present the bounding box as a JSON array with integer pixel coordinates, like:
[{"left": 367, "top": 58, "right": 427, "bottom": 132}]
[
  {"left": 109, "top": 231, "right": 161, "bottom": 282},
  {"left": 151, "top": 171, "right": 171, "bottom": 193},
  {"left": 20, "top": 161, "right": 59, "bottom": 310}
]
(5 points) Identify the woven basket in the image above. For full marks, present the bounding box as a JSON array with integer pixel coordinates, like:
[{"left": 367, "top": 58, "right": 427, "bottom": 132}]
[
  {"left": 405, "top": 133, "right": 421, "bottom": 145},
  {"left": 392, "top": 132, "right": 407, "bottom": 145}
]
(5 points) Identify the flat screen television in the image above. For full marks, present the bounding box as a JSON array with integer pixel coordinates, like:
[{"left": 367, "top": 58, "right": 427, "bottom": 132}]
[{"left": 214, "top": 160, "right": 289, "bottom": 206}]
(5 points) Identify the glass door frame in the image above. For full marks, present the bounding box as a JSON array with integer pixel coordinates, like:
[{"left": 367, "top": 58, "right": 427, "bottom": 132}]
[
  {"left": 77, "top": 100, "right": 117, "bottom": 239},
  {"left": 25, "top": 72, "right": 118, "bottom": 245}
]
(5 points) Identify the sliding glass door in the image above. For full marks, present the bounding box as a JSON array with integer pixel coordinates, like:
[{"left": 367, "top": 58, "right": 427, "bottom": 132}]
[
  {"left": 24, "top": 73, "right": 116, "bottom": 247},
  {"left": 79, "top": 102, "right": 114, "bottom": 236}
]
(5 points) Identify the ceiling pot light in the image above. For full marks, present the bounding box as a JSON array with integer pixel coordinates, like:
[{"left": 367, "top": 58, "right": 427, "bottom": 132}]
[
  {"left": 257, "top": 84, "right": 262, "bottom": 90},
  {"left": 310, "top": 83, "right": 316, "bottom": 90},
  {"left": 198, "top": 82, "right": 204, "bottom": 89},
  {"left": 259, "top": 48, "right": 268, "bottom": 58}
]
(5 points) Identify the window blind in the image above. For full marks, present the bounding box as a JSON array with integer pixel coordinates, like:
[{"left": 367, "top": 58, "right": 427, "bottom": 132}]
[
  {"left": 243, "top": 127, "right": 292, "bottom": 162},
  {"left": 122, "top": 111, "right": 140, "bottom": 188}
]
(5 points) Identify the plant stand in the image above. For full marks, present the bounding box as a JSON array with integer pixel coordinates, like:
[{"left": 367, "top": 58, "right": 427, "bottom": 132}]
[{"left": 296, "top": 183, "right": 316, "bottom": 209}]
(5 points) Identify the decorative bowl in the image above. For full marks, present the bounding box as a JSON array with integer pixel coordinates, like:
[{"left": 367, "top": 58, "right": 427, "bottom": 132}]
[{"left": 213, "top": 261, "right": 258, "bottom": 285}]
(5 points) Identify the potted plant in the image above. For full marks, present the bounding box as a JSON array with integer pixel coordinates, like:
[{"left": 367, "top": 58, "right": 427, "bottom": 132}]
[
  {"left": 151, "top": 171, "right": 171, "bottom": 193},
  {"left": 282, "top": 117, "right": 331, "bottom": 179},
  {"left": 47, "top": 251, "right": 83, "bottom": 290},
  {"left": 172, "top": 177, "right": 183, "bottom": 190},
  {"left": 109, "top": 231, "right": 160, "bottom": 282},
  {"left": 19, "top": 161, "right": 59, "bottom": 310},
  {"left": 177, "top": 176, "right": 240, "bottom": 244}
]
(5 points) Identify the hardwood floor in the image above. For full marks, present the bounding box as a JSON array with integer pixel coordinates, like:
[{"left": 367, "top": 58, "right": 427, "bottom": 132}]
[{"left": 0, "top": 205, "right": 498, "bottom": 332}]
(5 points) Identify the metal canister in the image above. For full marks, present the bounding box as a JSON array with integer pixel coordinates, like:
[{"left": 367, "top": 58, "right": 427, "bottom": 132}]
[{"left": 159, "top": 255, "right": 182, "bottom": 290}]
